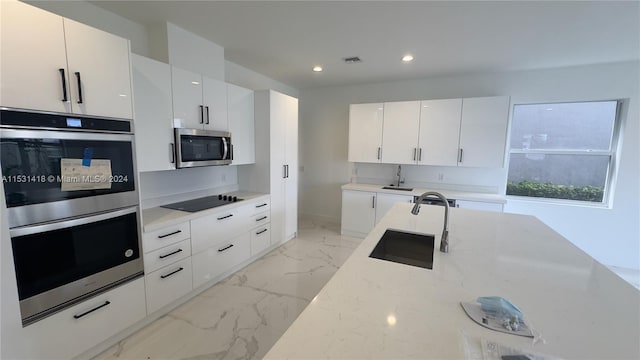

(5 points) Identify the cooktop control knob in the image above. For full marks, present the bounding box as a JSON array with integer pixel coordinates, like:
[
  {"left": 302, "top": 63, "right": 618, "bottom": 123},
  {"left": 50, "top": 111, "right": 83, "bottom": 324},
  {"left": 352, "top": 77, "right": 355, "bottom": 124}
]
[
  {"left": 218, "top": 194, "right": 222, "bottom": 200},
  {"left": 233, "top": 196, "right": 238, "bottom": 202},
  {"left": 223, "top": 195, "right": 228, "bottom": 201}
]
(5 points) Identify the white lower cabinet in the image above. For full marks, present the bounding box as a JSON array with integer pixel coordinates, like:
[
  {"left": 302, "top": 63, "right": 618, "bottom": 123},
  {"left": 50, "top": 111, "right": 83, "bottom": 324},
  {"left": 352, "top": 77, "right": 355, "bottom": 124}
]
[
  {"left": 191, "top": 205, "right": 252, "bottom": 254},
  {"left": 375, "top": 193, "right": 414, "bottom": 224},
  {"left": 192, "top": 232, "right": 251, "bottom": 288},
  {"left": 6, "top": 278, "right": 146, "bottom": 359},
  {"left": 145, "top": 257, "right": 193, "bottom": 314},
  {"left": 341, "top": 190, "right": 376, "bottom": 237},
  {"left": 251, "top": 223, "right": 271, "bottom": 255},
  {"left": 456, "top": 199, "right": 504, "bottom": 212}
]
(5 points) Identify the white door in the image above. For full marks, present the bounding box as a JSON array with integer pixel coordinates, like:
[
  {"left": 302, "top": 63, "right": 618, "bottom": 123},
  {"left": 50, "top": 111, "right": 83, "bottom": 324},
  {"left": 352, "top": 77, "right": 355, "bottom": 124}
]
[
  {"left": 341, "top": 190, "right": 376, "bottom": 236},
  {"left": 171, "top": 66, "right": 204, "bottom": 128},
  {"left": 284, "top": 95, "right": 298, "bottom": 241},
  {"left": 269, "top": 91, "right": 288, "bottom": 245},
  {"left": 375, "top": 193, "right": 413, "bottom": 224},
  {"left": 132, "top": 54, "right": 175, "bottom": 172},
  {"left": 63, "top": 18, "right": 133, "bottom": 119},
  {"left": 202, "top": 76, "right": 228, "bottom": 131},
  {"left": 227, "top": 83, "right": 255, "bottom": 165},
  {"left": 0, "top": 1, "right": 70, "bottom": 113},
  {"left": 459, "top": 96, "right": 510, "bottom": 168},
  {"left": 381, "top": 101, "right": 421, "bottom": 164},
  {"left": 418, "top": 99, "right": 462, "bottom": 166},
  {"left": 348, "top": 103, "right": 384, "bottom": 162}
]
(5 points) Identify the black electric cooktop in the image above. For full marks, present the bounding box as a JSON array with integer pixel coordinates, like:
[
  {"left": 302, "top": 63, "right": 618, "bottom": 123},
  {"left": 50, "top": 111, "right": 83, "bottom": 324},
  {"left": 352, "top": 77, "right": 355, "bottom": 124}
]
[{"left": 161, "top": 195, "right": 243, "bottom": 213}]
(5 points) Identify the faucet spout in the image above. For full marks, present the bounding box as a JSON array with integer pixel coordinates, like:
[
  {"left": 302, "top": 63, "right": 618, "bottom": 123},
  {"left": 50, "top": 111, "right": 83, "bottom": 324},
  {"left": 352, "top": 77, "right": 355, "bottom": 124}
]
[{"left": 411, "top": 191, "right": 450, "bottom": 253}]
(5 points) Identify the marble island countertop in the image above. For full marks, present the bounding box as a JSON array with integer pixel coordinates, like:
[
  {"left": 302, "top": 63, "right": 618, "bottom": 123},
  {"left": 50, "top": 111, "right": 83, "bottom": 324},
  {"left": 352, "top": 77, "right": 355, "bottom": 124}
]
[
  {"left": 342, "top": 182, "right": 507, "bottom": 204},
  {"left": 265, "top": 203, "right": 640, "bottom": 359}
]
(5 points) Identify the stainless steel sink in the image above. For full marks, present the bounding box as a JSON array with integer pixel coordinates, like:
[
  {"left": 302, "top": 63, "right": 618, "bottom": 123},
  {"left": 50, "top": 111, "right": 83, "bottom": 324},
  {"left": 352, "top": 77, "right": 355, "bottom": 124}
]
[
  {"left": 369, "top": 229, "right": 434, "bottom": 269},
  {"left": 381, "top": 186, "right": 414, "bottom": 191}
]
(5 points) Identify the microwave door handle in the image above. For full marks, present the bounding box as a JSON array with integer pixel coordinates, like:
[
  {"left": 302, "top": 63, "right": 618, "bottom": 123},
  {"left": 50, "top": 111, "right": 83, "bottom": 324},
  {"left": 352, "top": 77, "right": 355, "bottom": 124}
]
[{"left": 222, "top": 137, "right": 228, "bottom": 160}]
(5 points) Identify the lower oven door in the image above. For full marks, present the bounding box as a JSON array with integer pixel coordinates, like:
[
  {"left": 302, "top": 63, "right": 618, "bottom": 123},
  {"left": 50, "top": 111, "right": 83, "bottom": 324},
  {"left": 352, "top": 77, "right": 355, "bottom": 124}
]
[{"left": 9, "top": 206, "right": 143, "bottom": 326}]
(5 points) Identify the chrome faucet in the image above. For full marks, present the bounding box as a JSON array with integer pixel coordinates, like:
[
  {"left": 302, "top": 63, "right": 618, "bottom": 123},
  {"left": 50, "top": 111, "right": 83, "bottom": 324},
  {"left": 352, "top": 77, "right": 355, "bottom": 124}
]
[{"left": 411, "top": 191, "right": 450, "bottom": 253}]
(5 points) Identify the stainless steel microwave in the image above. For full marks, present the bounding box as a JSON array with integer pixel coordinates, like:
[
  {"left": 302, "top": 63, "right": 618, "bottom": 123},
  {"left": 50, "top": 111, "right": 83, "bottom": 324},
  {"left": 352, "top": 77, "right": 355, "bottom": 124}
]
[{"left": 174, "top": 128, "right": 232, "bottom": 168}]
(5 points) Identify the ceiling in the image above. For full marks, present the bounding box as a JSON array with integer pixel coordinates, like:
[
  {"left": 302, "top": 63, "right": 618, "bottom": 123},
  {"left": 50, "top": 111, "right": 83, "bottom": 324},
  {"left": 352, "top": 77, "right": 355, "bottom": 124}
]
[{"left": 89, "top": 1, "right": 640, "bottom": 90}]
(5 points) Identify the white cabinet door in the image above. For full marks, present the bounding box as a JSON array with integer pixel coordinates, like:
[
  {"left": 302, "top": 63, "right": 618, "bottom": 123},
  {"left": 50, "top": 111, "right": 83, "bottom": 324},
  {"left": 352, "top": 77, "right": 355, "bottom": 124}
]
[
  {"left": 227, "top": 83, "right": 255, "bottom": 164},
  {"left": 192, "top": 232, "right": 251, "bottom": 289},
  {"left": 145, "top": 257, "right": 193, "bottom": 314},
  {"left": 284, "top": 95, "right": 298, "bottom": 242},
  {"left": 0, "top": 1, "right": 70, "bottom": 113},
  {"left": 341, "top": 190, "right": 376, "bottom": 237},
  {"left": 63, "top": 18, "right": 133, "bottom": 119},
  {"left": 456, "top": 200, "right": 504, "bottom": 212},
  {"left": 348, "top": 103, "right": 384, "bottom": 163},
  {"left": 171, "top": 66, "right": 204, "bottom": 128},
  {"left": 132, "top": 54, "right": 175, "bottom": 172},
  {"left": 190, "top": 204, "right": 252, "bottom": 254},
  {"left": 250, "top": 224, "right": 271, "bottom": 256},
  {"left": 375, "top": 193, "right": 413, "bottom": 224},
  {"left": 458, "top": 96, "right": 510, "bottom": 168},
  {"left": 381, "top": 101, "right": 421, "bottom": 164},
  {"left": 418, "top": 99, "right": 462, "bottom": 166},
  {"left": 202, "top": 76, "right": 228, "bottom": 131}
]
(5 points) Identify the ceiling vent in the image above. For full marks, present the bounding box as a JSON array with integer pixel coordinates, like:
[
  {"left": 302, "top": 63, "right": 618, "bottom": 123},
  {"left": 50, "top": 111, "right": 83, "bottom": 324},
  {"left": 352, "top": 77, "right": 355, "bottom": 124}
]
[{"left": 343, "top": 56, "right": 362, "bottom": 64}]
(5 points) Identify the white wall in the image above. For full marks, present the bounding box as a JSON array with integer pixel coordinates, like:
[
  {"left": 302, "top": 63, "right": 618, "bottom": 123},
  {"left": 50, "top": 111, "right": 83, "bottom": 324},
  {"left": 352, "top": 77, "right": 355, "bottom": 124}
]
[
  {"left": 225, "top": 61, "right": 299, "bottom": 98},
  {"left": 299, "top": 61, "right": 640, "bottom": 270}
]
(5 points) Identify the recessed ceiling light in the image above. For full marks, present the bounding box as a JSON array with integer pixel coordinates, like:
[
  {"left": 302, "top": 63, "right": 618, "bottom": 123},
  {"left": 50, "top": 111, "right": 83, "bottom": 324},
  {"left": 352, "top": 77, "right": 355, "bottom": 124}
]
[
  {"left": 313, "top": 66, "right": 323, "bottom": 72},
  {"left": 545, "top": 108, "right": 553, "bottom": 111},
  {"left": 402, "top": 55, "right": 414, "bottom": 62},
  {"left": 191, "top": 81, "right": 200, "bottom": 85}
]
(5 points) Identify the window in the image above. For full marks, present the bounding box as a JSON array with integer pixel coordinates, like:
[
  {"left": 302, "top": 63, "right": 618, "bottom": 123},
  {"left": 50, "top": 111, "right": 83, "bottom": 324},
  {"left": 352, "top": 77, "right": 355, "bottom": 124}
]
[{"left": 507, "top": 100, "right": 620, "bottom": 203}]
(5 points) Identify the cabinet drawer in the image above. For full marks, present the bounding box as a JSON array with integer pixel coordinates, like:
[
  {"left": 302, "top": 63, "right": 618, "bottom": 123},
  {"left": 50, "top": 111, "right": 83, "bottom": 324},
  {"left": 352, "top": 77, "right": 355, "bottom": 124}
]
[
  {"left": 143, "top": 222, "right": 190, "bottom": 253},
  {"left": 192, "top": 232, "right": 250, "bottom": 288},
  {"left": 251, "top": 211, "right": 270, "bottom": 228},
  {"left": 8, "top": 278, "right": 146, "bottom": 359},
  {"left": 191, "top": 205, "right": 252, "bottom": 254},
  {"left": 144, "top": 239, "right": 191, "bottom": 273},
  {"left": 250, "top": 224, "right": 271, "bottom": 256},
  {"left": 251, "top": 198, "right": 271, "bottom": 215},
  {"left": 145, "top": 257, "right": 193, "bottom": 314}
]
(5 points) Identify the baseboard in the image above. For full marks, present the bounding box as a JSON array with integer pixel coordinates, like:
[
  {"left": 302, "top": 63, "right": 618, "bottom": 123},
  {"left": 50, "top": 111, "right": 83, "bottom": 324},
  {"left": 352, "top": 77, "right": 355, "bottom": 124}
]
[{"left": 299, "top": 212, "right": 340, "bottom": 225}]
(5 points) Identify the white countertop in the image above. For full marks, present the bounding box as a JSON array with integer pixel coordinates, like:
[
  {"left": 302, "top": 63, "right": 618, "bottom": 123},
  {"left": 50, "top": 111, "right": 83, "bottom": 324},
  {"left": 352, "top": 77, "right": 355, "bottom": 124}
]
[
  {"left": 265, "top": 203, "right": 640, "bottom": 359},
  {"left": 142, "top": 191, "right": 269, "bottom": 232},
  {"left": 342, "top": 182, "right": 507, "bottom": 204}
]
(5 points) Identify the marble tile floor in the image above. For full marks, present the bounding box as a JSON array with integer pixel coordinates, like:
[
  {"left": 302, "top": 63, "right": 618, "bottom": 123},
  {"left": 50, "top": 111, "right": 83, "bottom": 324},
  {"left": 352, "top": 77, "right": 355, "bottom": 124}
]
[{"left": 93, "top": 218, "right": 362, "bottom": 360}]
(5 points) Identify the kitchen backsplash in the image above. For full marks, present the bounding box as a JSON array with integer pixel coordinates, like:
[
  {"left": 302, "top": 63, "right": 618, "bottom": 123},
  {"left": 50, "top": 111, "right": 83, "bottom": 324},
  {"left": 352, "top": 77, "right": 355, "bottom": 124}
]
[{"left": 350, "top": 163, "right": 507, "bottom": 194}]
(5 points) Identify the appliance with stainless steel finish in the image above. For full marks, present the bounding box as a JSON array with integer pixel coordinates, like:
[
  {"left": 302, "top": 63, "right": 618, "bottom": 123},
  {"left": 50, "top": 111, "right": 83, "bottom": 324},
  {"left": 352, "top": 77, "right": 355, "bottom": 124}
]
[
  {"left": 412, "top": 191, "right": 451, "bottom": 253},
  {"left": 1, "top": 108, "right": 143, "bottom": 326},
  {"left": 174, "top": 128, "right": 232, "bottom": 168}
]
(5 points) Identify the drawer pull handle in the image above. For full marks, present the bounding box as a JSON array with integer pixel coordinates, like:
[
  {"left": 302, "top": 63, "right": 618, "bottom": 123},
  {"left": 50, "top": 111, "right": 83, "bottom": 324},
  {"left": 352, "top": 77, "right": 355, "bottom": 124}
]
[
  {"left": 256, "top": 216, "right": 268, "bottom": 222},
  {"left": 217, "top": 214, "right": 233, "bottom": 220},
  {"left": 218, "top": 244, "right": 234, "bottom": 252},
  {"left": 256, "top": 203, "right": 268, "bottom": 208},
  {"left": 256, "top": 229, "right": 268, "bottom": 235},
  {"left": 159, "top": 248, "right": 183, "bottom": 259},
  {"left": 160, "top": 267, "right": 184, "bottom": 279},
  {"left": 158, "top": 230, "right": 181, "bottom": 239},
  {"left": 73, "top": 301, "right": 110, "bottom": 319}
]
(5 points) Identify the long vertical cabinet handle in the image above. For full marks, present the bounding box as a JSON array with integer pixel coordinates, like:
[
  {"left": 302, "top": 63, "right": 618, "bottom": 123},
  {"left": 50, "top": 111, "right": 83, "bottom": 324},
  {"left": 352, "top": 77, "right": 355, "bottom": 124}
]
[
  {"left": 285, "top": 165, "right": 289, "bottom": 178},
  {"left": 205, "top": 106, "right": 210, "bottom": 124},
  {"left": 413, "top": 148, "right": 417, "bottom": 161},
  {"left": 59, "top": 69, "right": 68, "bottom": 102},
  {"left": 377, "top": 147, "right": 381, "bottom": 160},
  {"left": 74, "top": 72, "right": 83, "bottom": 104},
  {"left": 283, "top": 165, "right": 287, "bottom": 179},
  {"left": 169, "top": 143, "right": 175, "bottom": 163},
  {"left": 418, "top": 148, "right": 422, "bottom": 161},
  {"left": 458, "top": 148, "right": 464, "bottom": 163},
  {"left": 199, "top": 105, "right": 204, "bottom": 124},
  {"left": 372, "top": 195, "right": 376, "bottom": 208}
]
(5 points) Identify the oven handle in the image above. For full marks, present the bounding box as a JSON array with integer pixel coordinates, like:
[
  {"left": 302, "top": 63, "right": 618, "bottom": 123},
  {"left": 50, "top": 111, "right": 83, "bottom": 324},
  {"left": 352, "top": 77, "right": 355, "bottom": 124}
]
[
  {"left": 0, "top": 128, "right": 134, "bottom": 142},
  {"left": 9, "top": 206, "right": 138, "bottom": 238}
]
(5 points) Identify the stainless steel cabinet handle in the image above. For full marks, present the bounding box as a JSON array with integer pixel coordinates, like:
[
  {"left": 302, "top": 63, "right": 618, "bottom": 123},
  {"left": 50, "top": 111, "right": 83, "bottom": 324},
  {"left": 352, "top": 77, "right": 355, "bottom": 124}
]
[
  {"left": 73, "top": 301, "right": 110, "bottom": 319},
  {"left": 218, "top": 244, "right": 234, "bottom": 252},
  {"left": 199, "top": 105, "right": 204, "bottom": 124},
  {"left": 159, "top": 248, "right": 183, "bottom": 259},
  {"left": 158, "top": 230, "right": 181, "bottom": 239},
  {"left": 256, "top": 229, "right": 268, "bottom": 235},
  {"left": 59, "top": 69, "right": 68, "bottom": 102},
  {"left": 160, "top": 267, "right": 184, "bottom": 279},
  {"left": 217, "top": 214, "right": 233, "bottom": 220}
]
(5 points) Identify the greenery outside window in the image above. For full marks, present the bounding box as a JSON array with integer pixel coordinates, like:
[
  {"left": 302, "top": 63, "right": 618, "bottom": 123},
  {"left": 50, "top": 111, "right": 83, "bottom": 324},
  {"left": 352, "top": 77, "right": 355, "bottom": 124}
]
[{"left": 507, "top": 100, "right": 620, "bottom": 203}]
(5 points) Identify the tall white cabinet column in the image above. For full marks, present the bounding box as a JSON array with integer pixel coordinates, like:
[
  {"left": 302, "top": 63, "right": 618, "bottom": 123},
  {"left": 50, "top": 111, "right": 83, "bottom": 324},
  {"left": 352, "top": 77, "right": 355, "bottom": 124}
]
[{"left": 239, "top": 90, "right": 298, "bottom": 244}]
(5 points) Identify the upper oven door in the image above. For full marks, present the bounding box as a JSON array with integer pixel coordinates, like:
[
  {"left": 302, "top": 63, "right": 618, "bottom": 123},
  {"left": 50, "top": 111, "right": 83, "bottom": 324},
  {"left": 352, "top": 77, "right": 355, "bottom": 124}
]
[
  {"left": 175, "top": 128, "right": 232, "bottom": 168},
  {"left": 0, "top": 128, "right": 138, "bottom": 227}
]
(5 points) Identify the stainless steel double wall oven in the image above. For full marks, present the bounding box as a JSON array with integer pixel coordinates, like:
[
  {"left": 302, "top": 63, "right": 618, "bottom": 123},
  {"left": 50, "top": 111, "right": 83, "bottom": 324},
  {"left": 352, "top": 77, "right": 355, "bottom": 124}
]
[{"left": 0, "top": 108, "right": 143, "bottom": 326}]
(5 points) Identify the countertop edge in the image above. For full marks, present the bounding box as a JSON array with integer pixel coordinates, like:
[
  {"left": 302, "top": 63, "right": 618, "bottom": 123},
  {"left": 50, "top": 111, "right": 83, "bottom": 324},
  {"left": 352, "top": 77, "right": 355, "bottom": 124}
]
[{"left": 341, "top": 183, "right": 507, "bottom": 204}]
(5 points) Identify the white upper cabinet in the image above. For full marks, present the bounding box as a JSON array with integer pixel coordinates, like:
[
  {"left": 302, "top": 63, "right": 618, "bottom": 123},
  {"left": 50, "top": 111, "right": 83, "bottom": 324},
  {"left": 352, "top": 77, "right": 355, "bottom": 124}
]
[
  {"left": 381, "top": 101, "right": 421, "bottom": 164},
  {"left": 171, "top": 66, "right": 228, "bottom": 131},
  {"left": 227, "top": 83, "right": 255, "bottom": 165},
  {"left": 132, "top": 54, "right": 175, "bottom": 172},
  {"left": 1, "top": 1, "right": 133, "bottom": 119},
  {"left": 418, "top": 98, "right": 463, "bottom": 166},
  {"left": 348, "top": 103, "right": 384, "bottom": 163},
  {"left": 458, "top": 96, "right": 510, "bottom": 168}
]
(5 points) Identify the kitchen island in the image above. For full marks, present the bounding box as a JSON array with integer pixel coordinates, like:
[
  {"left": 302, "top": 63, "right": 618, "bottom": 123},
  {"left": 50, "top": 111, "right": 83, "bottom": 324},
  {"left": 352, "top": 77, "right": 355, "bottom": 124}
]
[{"left": 265, "top": 203, "right": 640, "bottom": 359}]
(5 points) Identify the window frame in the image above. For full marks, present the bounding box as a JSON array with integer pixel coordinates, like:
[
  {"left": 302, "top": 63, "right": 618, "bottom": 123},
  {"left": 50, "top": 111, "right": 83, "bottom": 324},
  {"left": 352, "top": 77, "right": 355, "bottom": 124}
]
[{"left": 505, "top": 99, "right": 623, "bottom": 206}]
